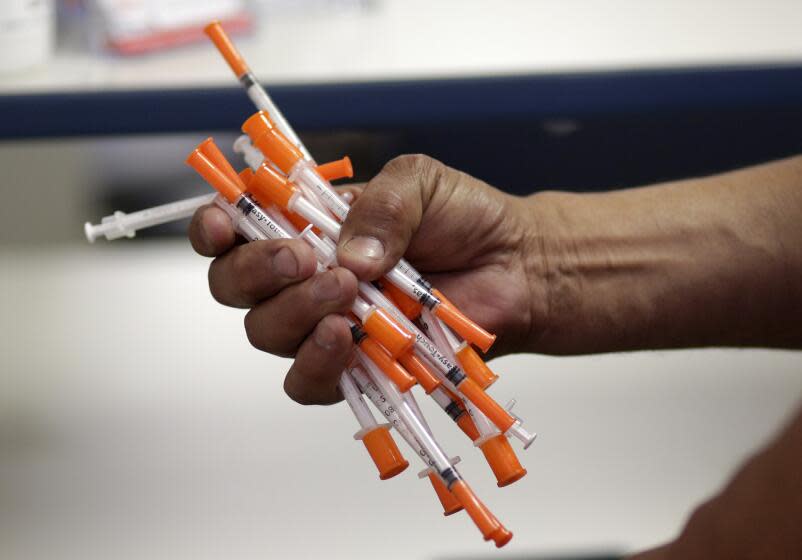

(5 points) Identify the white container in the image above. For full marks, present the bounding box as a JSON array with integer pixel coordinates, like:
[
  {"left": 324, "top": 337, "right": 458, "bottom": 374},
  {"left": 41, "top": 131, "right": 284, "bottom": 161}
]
[{"left": 0, "top": 0, "right": 54, "bottom": 73}]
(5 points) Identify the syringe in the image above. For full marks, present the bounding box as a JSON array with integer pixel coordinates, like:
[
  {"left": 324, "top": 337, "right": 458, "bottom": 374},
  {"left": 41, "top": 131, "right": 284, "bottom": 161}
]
[
  {"left": 84, "top": 193, "right": 215, "bottom": 242},
  {"left": 204, "top": 21, "right": 312, "bottom": 161}
]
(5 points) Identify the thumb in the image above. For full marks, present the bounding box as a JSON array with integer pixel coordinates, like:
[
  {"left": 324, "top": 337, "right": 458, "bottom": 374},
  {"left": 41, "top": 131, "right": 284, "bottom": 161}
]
[{"left": 337, "top": 154, "right": 439, "bottom": 280}]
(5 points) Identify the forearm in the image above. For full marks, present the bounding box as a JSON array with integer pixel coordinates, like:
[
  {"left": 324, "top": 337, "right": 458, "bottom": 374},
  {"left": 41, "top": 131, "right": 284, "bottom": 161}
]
[{"left": 526, "top": 155, "right": 802, "bottom": 354}]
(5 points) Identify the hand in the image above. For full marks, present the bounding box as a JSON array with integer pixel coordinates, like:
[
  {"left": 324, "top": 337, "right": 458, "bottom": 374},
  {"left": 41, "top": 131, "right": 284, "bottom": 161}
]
[{"left": 188, "top": 154, "right": 545, "bottom": 405}]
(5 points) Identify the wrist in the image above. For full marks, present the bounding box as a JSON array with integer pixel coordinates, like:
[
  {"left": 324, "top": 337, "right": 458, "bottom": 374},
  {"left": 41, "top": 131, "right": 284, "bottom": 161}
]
[
  {"left": 518, "top": 189, "right": 659, "bottom": 355},
  {"left": 518, "top": 190, "right": 585, "bottom": 354}
]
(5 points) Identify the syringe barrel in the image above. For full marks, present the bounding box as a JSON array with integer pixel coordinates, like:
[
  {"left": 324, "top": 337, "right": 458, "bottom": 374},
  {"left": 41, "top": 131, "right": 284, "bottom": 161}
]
[
  {"left": 235, "top": 194, "right": 292, "bottom": 241},
  {"left": 125, "top": 193, "right": 214, "bottom": 231},
  {"left": 300, "top": 227, "right": 337, "bottom": 268},
  {"left": 403, "top": 391, "right": 433, "bottom": 436},
  {"left": 396, "top": 257, "right": 430, "bottom": 289},
  {"left": 384, "top": 267, "right": 440, "bottom": 310},
  {"left": 213, "top": 196, "right": 264, "bottom": 241},
  {"left": 290, "top": 161, "right": 350, "bottom": 222},
  {"left": 290, "top": 193, "right": 342, "bottom": 241},
  {"left": 339, "top": 371, "right": 376, "bottom": 431}
]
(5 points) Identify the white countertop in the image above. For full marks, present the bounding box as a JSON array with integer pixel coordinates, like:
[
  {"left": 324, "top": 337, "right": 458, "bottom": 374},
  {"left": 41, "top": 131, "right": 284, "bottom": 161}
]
[
  {"left": 1, "top": 242, "right": 800, "bottom": 559},
  {"left": 3, "top": 0, "right": 802, "bottom": 95}
]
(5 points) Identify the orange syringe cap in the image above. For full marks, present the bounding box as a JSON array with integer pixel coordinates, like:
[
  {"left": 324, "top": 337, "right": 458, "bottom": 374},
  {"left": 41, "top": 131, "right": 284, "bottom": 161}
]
[
  {"left": 456, "top": 344, "right": 498, "bottom": 389},
  {"left": 479, "top": 434, "right": 527, "bottom": 488},
  {"left": 489, "top": 525, "right": 514, "bottom": 549},
  {"left": 360, "top": 338, "right": 416, "bottom": 393},
  {"left": 449, "top": 480, "right": 512, "bottom": 547},
  {"left": 198, "top": 137, "right": 245, "bottom": 190},
  {"left": 185, "top": 148, "right": 243, "bottom": 203},
  {"left": 242, "top": 111, "right": 304, "bottom": 173},
  {"left": 250, "top": 163, "right": 297, "bottom": 209},
  {"left": 282, "top": 208, "right": 311, "bottom": 233},
  {"left": 397, "top": 352, "right": 440, "bottom": 394},
  {"left": 315, "top": 156, "right": 353, "bottom": 182},
  {"left": 238, "top": 168, "right": 254, "bottom": 188},
  {"left": 428, "top": 472, "right": 463, "bottom": 516},
  {"left": 204, "top": 20, "right": 249, "bottom": 78},
  {"left": 361, "top": 425, "right": 409, "bottom": 480},
  {"left": 456, "top": 411, "right": 481, "bottom": 441},
  {"left": 363, "top": 308, "right": 414, "bottom": 359},
  {"left": 381, "top": 281, "right": 423, "bottom": 320},
  {"left": 458, "top": 378, "right": 516, "bottom": 433},
  {"left": 433, "top": 289, "right": 496, "bottom": 353}
]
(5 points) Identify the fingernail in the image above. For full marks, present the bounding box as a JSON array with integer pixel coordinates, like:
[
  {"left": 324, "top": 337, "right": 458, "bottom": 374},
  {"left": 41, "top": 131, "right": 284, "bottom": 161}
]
[
  {"left": 273, "top": 247, "right": 299, "bottom": 278},
  {"left": 313, "top": 271, "right": 341, "bottom": 302},
  {"left": 342, "top": 236, "right": 384, "bottom": 261},
  {"left": 314, "top": 320, "right": 338, "bottom": 350}
]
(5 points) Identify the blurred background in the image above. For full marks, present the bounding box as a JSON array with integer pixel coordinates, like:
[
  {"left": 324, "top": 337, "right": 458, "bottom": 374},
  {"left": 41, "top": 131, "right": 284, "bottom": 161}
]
[{"left": 1, "top": 1, "right": 801, "bottom": 559}]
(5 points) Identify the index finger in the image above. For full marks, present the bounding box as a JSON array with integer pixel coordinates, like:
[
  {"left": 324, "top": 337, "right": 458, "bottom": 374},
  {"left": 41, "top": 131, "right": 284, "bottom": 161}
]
[{"left": 188, "top": 204, "right": 236, "bottom": 257}]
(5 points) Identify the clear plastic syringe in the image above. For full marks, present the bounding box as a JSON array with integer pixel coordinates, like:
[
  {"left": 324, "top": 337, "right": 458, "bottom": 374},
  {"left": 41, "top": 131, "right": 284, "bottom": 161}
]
[
  {"left": 204, "top": 21, "right": 312, "bottom": 162},
  {"left": 84, "top": 193, "right": 215, "bottom": 243}
]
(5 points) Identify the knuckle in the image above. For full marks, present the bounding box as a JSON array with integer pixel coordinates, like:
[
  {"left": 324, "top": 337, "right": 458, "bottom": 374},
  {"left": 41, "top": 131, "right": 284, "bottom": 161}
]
[
  {"left": 231, "top": 247, "right": 264, "bottom": 299},
  {"left": 243, "top": 308, "right": 297, "bottom": 357},
  {"left": 207, "top": 260, "right": 230, "bottom": 305},
  {"left": 283, "top": 375, "right": 316, "bottom": 405},
  {"left": 380, "top": 154, "right": 447, "bottom": 203},
  {"left": 383, "top": 153, "right": 434, "bottom": 179},
  {"left": 243, "top": 309, "right": 266, "bottom": 352}
]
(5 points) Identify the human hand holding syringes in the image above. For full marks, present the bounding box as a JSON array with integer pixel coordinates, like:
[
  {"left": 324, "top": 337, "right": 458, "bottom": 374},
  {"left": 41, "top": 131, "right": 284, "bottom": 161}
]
[
  {"left": 87, "top": 20, "right": 538, "bottom": 547},
  {"left": 184, "top": 135, "right": 531, "bottom": 545}
]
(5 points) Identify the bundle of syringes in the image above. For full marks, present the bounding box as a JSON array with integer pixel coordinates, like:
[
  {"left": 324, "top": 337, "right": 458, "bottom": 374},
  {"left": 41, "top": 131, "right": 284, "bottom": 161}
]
[{"left": 84, "top": 22, "right": 537, "bottom": 548}]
